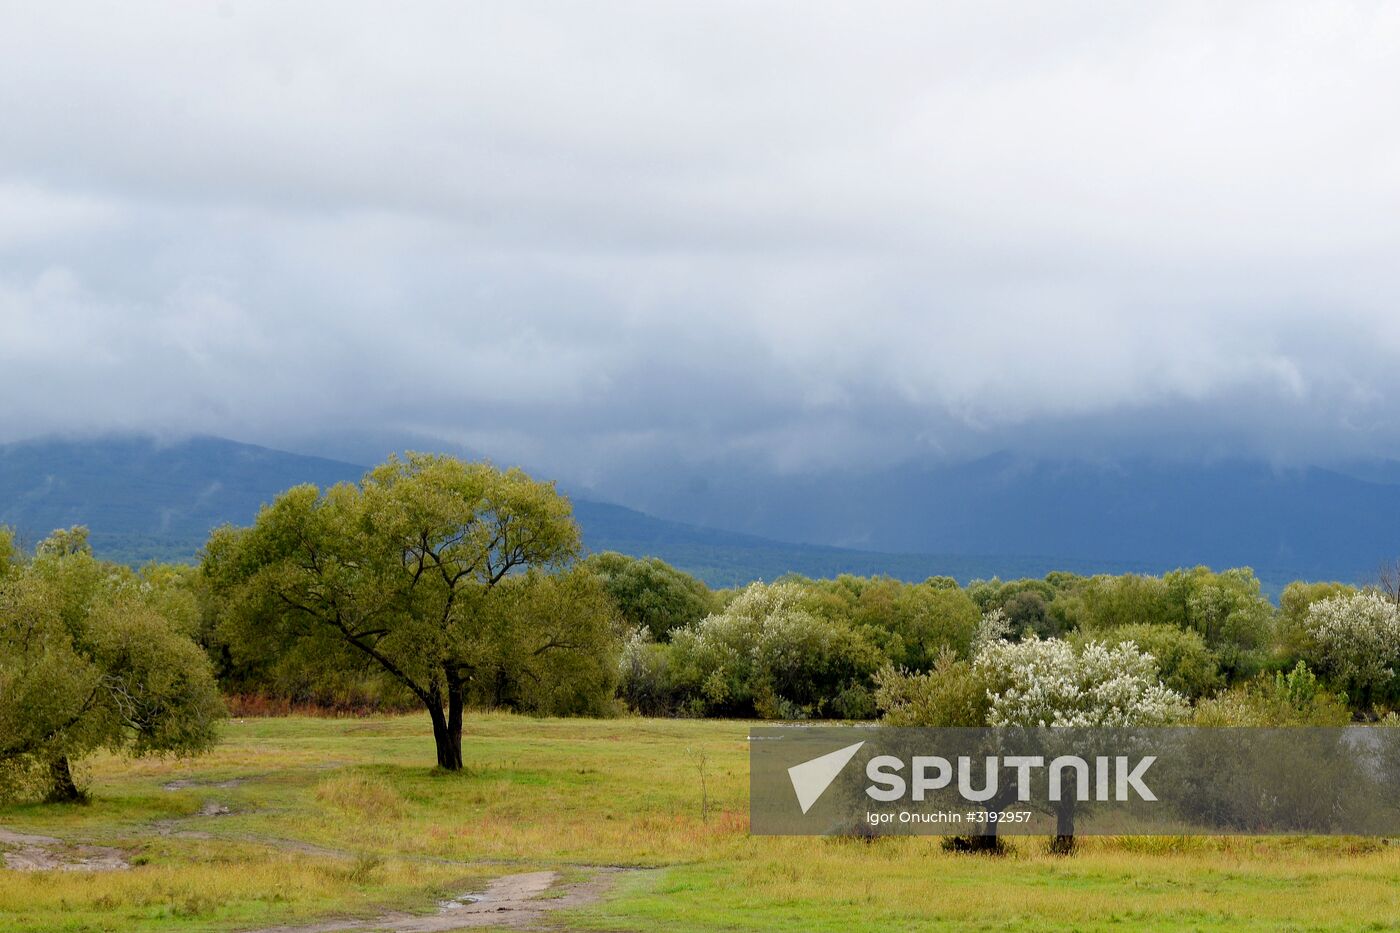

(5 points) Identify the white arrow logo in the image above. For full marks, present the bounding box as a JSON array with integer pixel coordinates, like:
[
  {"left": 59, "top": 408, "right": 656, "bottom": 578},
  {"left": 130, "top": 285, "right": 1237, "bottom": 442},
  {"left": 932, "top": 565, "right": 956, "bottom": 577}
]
[{"left": 787, "top": 741, "right": 865, "bottom": 814}]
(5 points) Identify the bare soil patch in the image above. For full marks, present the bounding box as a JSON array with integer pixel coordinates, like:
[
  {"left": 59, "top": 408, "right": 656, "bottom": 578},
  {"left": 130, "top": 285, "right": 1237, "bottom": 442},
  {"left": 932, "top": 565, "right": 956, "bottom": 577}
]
[
  {"left": 162, "top": 777, "right": 248, "bottom": 791},
  {"left": 0, "top": 826, "right": 130, "bottom": 872},
  {"left": 245, "top": 867, "right": 642, "bottom": 932}
]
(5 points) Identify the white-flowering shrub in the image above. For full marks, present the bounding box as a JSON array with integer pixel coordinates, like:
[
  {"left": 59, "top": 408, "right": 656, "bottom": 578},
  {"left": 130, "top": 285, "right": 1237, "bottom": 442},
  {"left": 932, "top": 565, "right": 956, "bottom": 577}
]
[
  {"left": 974, "top": 635, "right": 1188, "bottom": 727},
  {"left": 1304, "top": 592, "right": 1400, "bottom": 699}
]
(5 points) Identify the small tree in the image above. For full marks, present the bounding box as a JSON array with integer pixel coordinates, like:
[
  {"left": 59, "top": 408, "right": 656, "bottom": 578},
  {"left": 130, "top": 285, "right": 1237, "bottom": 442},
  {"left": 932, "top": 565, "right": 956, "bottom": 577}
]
[
  {"left": 873, "top": 648, "right": 989, "bottom": 728},
  {"left": 1164, "top": 567, "right": 1274, "bottom": 680},
  {"left": 803, "top": 575, "right": 979, "bottom": 670},
  {"left": 0, "top": 528, "right": 223, "bottom": 801},
  {"left": 204, "top": 454, "right": 584, "bottom": 770},
  {"left": 1062, "top": 568, "right": 1273, "bottom": 681},
  {"left": 977, "top": 636, "right": 1186, "bottom": 853},
  {"left": 1277, "top": 581, "right": 1357, "bottom": 669}
]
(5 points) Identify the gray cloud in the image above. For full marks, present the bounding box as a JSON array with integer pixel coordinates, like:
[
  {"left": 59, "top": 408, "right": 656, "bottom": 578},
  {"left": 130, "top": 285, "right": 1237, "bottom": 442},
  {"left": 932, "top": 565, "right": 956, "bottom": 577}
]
[{"left": 3, "top": 1, "right": 1400, "bottom": 483}]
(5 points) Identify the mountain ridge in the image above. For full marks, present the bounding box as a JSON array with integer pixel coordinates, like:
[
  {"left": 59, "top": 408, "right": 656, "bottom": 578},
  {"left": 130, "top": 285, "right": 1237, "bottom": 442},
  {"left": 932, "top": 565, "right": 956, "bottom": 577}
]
[
  {"left": 0, "top": 434, "right": 1163, "bottom": 587},
  {"left": 1, "top": 434, "right": 1390, "bottom": 591},
  {"left": 589, "top": 452, "right": 1400, "bottom": 583}
]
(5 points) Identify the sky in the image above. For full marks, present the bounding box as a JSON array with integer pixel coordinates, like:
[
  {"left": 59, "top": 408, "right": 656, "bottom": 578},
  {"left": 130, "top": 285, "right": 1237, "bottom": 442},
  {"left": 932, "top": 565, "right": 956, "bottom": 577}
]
[{"left": 3, "top": 1, "right": 1400, "bottom": 487}]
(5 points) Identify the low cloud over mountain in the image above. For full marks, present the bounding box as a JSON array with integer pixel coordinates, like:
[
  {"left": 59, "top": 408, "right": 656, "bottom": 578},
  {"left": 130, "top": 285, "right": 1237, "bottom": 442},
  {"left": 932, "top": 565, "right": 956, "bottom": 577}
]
[{"left": 4, "top": 3, "right": 1400, "bottom": 483}]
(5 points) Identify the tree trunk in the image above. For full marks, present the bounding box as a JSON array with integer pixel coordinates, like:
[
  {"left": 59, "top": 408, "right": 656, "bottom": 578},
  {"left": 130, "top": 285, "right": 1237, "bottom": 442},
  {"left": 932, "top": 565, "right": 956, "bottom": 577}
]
[
  {"left": 971, "top": 800, "right": 1008, "bottom": 853},
  {"left": 1050, "top": 796, "right": 1076, "bottom": 854},
  {"left": 429, "top": 705, "right": 463, "bottom": 771},
  {"left": 949, "top": 786, "right": 1014, "bottom": 854},
  {"left": 45, "top": 756, "right": 84, "bottom": 803},
  {"left": 446, "top": 679, "right": 465, "bottom": 770},
  {"left": 967, "top": 826, "right": 1004, "bottom": 853}
]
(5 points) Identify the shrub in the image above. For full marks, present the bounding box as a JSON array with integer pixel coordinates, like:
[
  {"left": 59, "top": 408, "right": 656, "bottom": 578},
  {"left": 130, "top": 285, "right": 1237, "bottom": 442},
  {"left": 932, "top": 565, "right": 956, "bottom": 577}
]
[
  {"left": 1193, "top": 662, "right": 1350, "bottom": 726},
  {"left": 1080, "top": 624, "right": 1222, "bottom": 700},
  {"left": 669, "top": 582, "right": 884, "bottom": 719},
  {"left": 874, "top": 649, "right": 989, "bottom": 727},
  {"left": 1303, "top": 591, "right": 1400, "bottom": 708},
  {"left": 1276, "top": 581, "right": 1357, "bottom": 666},
  {"left": 1059, "top": 573, "right": 1175, "bottom": 632},
  {"left": 830, "top": 683, "right": 878, "bottom": 720},
  {"left": 617, "top": 627, "right": 677, "bottom": 716},
  {"left": 1001, "top": 590, "right": 1056, "bottom": 638},
  {"left": 974, "top": 607, "right": 1013, "bottom": 649},
  {"left": 966, "top": 579, "right": 1062, "bottom": 637}
]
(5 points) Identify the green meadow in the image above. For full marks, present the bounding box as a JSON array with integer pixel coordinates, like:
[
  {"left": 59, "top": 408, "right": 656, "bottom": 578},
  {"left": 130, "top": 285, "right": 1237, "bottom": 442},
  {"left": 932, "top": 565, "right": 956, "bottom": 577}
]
[{"left": 3, "top": 713, "right": 1399, "bottom": 932}]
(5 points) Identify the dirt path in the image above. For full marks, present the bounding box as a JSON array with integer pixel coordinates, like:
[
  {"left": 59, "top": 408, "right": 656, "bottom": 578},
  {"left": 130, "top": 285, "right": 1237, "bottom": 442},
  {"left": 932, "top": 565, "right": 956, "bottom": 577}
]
[
  {"left": 244, "top": 867, "right": 639, "bottom": 932},
  {"left": 0, "top": 826, "right": 130, "bottom": 872},
  {"left": 3, "top": 787, "right": 649, "bottom": 928}
]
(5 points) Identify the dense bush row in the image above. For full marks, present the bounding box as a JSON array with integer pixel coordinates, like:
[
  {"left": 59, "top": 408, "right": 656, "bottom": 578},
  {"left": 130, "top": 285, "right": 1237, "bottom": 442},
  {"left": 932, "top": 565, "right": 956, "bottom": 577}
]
[
  {"left": 611, "top": 558, "right": 1400, "bottom": 726},
  {"left": 8, "top": 521, "right": 1397, "bottom": 739}
]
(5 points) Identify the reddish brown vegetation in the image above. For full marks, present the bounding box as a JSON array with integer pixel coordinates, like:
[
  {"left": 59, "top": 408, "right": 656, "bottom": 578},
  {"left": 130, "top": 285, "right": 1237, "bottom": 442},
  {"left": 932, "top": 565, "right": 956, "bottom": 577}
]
[{"left": 222, "top": 693, "right": 418, "bottom": 718}]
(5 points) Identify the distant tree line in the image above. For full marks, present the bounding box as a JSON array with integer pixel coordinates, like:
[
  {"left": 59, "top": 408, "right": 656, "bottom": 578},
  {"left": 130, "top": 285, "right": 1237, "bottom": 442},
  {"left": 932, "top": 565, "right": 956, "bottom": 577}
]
[
  {"left": 6, "top": 453, "right": 1400, "bottom": 797},
  {"left": 617, "top": 562, "right": 1395, "bottom": 728}
]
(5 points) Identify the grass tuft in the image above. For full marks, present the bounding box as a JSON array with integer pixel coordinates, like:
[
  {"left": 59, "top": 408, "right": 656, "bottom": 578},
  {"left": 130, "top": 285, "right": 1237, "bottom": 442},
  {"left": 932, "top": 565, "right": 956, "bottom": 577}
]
[{"left": 314, "top": 772, "right": 406, "bottom": 821}]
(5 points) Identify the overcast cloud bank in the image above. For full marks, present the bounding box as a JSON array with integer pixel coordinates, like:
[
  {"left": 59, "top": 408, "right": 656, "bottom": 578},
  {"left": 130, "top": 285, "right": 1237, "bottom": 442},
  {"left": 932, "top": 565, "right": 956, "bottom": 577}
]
[{"left": 3, "top": 2, "right": 1400, "bottom": 483}]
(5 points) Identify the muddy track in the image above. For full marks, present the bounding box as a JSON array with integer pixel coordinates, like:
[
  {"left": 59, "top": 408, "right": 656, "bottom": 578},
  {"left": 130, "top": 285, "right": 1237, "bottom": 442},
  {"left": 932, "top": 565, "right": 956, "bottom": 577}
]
[
  {"left": 3, "top": 796, "right": 654, "bottom": 930},
  {"left": 244, "top": 867, "right": 643, "bottom": 932}
]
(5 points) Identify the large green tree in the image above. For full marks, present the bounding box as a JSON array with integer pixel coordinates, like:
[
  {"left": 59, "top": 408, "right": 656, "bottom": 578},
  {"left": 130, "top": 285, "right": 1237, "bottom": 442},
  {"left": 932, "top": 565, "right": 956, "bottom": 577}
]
[
  {"left": 203, "top": 454, "right": 586, "bottom": 770},
  {"left": 0, "top": 528, "right": 223, "bottom": 801}
]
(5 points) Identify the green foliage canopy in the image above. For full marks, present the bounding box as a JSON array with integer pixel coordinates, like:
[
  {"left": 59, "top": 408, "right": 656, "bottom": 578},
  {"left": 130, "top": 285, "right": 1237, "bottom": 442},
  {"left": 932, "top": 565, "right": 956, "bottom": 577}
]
[
  {"left": 0, "top": 528, "right": 223, "bottom": 800},
  {"left": 668, "top": 581, "right": 885, "bottom": 719},
  {"left": 799, "top": 575, "right": 980, "bottom": 670},
  {"left": 583, "top": 551, "right": 713, "bottom": 641},
  {"left": 1075, "top": 623, "right": 1222, "bottom": 700},
  {"left": 202, "top": 454, "right": 603, "bottom": 769}
]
